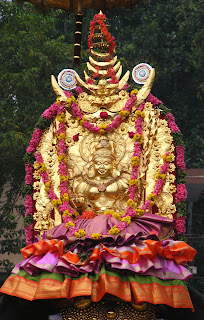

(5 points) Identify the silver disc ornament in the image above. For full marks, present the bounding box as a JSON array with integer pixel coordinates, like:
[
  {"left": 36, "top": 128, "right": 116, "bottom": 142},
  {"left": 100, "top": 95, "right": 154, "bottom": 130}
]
[
  {"left": 132, "top": 63, "right": 152, "bottom": 85},
  {"left": 58, "top": 69, "right": 77, "bottom": 90}
]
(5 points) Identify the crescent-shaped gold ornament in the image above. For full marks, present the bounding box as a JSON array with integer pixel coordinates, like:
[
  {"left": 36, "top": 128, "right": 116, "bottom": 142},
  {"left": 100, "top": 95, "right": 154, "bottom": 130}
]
[
  {"left": 51, "top": 75, "right": 67, "bottom": 103},
  {"left": 117, "top": 70, "right": 130, "bottom": 91},
  {"left": 135, "top": 68, "right": 155, "bottom": 107},
  {"left": 87, "top": 61, "right": 121, "bottom": 77},
  {"left": 90, "top": 48, "right": 113, "bottom": 60},
  {"left": 107, "top": 65, "right": 123, "bottom": 82},
  {"left": 89, "top": 56, "right": 118, "bottom": 68}
]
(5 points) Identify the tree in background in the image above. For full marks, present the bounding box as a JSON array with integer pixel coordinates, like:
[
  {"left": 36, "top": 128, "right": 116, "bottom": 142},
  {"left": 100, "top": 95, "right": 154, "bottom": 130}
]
[{"left": 0, "top": 0, "right": 203, "bottom": 272}]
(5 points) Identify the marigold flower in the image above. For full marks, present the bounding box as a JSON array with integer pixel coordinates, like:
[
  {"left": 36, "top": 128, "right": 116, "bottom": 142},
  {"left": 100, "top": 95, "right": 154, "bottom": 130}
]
[
  {"left": 119, "top": 110, "right": 130, "bottom": 120},
  {"left": 57, "top": 199, "right": 62, "bottom": 206},
  {"left": 109, "top": 226, "right": 121, "bottom": 235},
  {"left": 104, "top": 210, "right": 115, "bottom": 215},
  {"left": 131, "top": 89, "right": 138, "bottom": 96},
  {"left": 160, "top": 174, "right": 167, "bottom": 180},
  {"left": 147, "top": 194, "right": 157, "bottom": 201},
  {"left": 131, "top": 156, "right": 139, "bottom": 166},
  {"left": 82, "top": 211, "right": 96, "bottom": 219},
  {"left": 133, "top": 133, "right": 141, "bottom": 142},
  {"left": 67, "top": 98, "right": 72, "bottom": 105},
  {"left": 63, "top": 210, "right": 69, "bottom": 216},
  {"left": 38, "top": 163, "right": 46, "bottom": 173},
  {"left": 58, "top": 154, "right": 66, "bottom": 163},
  {"left": 58, "top": 133, "right": 66, "bottom": 140},
  {"left": 62, "top": 193, "right": 69, "bottom": 201},
  {"left": 67, "top": 221, "right": 75, "bottom": 227},
  {"left": 45, "top": 187, "right": 49, "bottom": 193},
  {"left": 80, "top": 117, "right": 86, "bottom": 125},
  {"left": 135, "top": 208, "right": 145, "bottom": 217},
  {"left": 121, "top": 216, "right": 131, "bottom": 225},
  {"left": 91, "top": 233, "right": 101, "bottom": 239},
  {"left": 112, "top": 212, "right": 122, "bottom": 220},
  {"left": 129, "top": 179, "right": 138, "bottom": 186},
  {"left": 75, "top": 229, "right": 86, "bottom": 238},
  {"left": 100, "top": 123, "right": 108, "bottom": 130},
  {"left": 56, "top": 97, "right": 61, "bottom": 105},
  {"left": 166, "top": 155, "right": 173, "bottom": 162},
  {"left": 57, "top": 113, "right": 65, "bottom": 123},
  {"left": 100, "top": 129, "right": 106, "bottom": 135},
  {"left": 127, "top": 199, "right": 136, "bottom": 208},
  {"left": 60, "top": 175, "right": 68, "bottom": 182},
  {"left": 52, "top": 199, "right": 58, "bottom": 207}
]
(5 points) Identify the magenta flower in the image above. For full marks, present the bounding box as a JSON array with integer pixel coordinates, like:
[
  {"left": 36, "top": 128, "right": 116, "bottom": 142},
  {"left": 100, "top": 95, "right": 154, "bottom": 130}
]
[
  {"left": 175, "top": 184, "right": 187, "bottom": 203},
  {"left": 73, "top": 134, "right": 79, "bottom": 141},
  {"left": 175, "top": 216, "right": 186, "bottom": 234},
  {"left": 176, "top": 146, "right": 186, "bottom": 171},
  {"left": 100, "top": 111, "right": 109, "bottom": 119},
  {"left": 129, "top": 131, "right": 135, "bottom": 138},
  {"left": 26, "top": 128, "right": 44, "bottom": 153}
]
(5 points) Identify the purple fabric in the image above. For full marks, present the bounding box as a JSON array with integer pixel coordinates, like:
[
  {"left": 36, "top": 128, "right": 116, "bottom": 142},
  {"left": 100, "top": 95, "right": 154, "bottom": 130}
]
[
  {"left": 13, "top": 241, "right": 192, "bottom": 281},
  {"left": 12, "top": 213, "right": 192, "bottom": 283},
  {"left": 45, "top": 213, "right": 174, "bottom": 245}
]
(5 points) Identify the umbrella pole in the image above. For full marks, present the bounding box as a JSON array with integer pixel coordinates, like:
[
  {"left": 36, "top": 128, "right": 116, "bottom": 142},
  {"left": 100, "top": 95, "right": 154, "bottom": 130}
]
[{"left": 74, "top": 0, "right": 83, "bottom": 65}]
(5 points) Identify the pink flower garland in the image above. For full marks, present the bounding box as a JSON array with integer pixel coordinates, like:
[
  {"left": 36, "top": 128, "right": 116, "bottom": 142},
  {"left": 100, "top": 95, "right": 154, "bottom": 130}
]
[
  {"left": 25, "top": 225, "right": 33, "bottom": 245},
  {"left": 165, "top": 109, "right": 187, "bottom": 236},
  {"left": 25, "top": 163, "right": 33, "bottom": 185},
  {"left": 165, "top": 113, "right": 180, "bottom": 133},
  {"left": 176, "top": 146, "right": 186, "bottom": 171},
  {"left": 175, "top": 184, "right": 187, "bottom": 203},
  {"left": 26, "top": 128, "right": 44, "bottom": 153},
  {"left": 71, "top": 94, "right": 136, "bottom": 133},
  {"left": 175, "top": 216, "right": 186, "bottom": 234},
  {"left": 146, "top": 93, "right": 162, "bottom": 106},
  {"left": 25, "top": 195, "right": 33, "bottom": 216}
]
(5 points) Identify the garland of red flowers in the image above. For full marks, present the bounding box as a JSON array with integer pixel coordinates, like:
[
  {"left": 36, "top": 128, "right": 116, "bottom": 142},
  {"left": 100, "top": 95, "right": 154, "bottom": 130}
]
[{"left": 88, "top": 13, "right": 116, "bottom": 55}]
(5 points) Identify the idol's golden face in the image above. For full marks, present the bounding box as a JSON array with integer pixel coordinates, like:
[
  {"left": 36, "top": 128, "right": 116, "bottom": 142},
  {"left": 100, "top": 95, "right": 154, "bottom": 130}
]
[{"left": 94, "top": 157, "right": 112, "bottom": 177}]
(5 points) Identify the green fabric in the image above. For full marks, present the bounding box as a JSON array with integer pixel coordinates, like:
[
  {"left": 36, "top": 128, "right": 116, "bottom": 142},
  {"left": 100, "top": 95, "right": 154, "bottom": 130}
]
[{"left": 12, "top": 265, "right": 187, "bottom": 289}]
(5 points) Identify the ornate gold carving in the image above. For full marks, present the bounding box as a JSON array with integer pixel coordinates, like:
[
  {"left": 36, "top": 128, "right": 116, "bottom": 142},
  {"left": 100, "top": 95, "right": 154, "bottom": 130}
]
[
  {"left": 33, "top": 170, "right": 40, "bottom": 180},
  {"left": 34, "top": 209, "right": 55, "bottom": 236},
  {"left": 169, "top": 163, "right": 176, "bottom": 172},
  {"left": 33, "top": 192, "right": 40, "bottom": 200},
  {"left": 168, "top": 184, "right": 176, "bottom": 193},
  {"left": 155, "top": 192, "right": 174, "bottom": 219},
  {"left": 33, "top": 181, "right": 41, "bottom": 191}
]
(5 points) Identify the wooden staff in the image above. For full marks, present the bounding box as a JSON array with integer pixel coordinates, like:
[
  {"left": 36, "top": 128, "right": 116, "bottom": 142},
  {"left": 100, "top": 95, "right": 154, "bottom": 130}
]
[{"left": 74, "top": 0, "right": 83, "bottom": 65}]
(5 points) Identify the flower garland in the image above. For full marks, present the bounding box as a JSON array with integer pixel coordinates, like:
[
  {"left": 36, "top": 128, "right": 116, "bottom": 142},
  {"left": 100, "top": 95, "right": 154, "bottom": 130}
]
[
  {"left": 88, "top": 13, "right": 116, "bottom": 55},
  {"left": 163, "top": 112, "right": 187, "bottom": 236},
  {"left": 24, "top": 90, "right": 187, "bottom": 243},
  {"left": 70, "top": 92, "right": 136, "bottom": 135}
]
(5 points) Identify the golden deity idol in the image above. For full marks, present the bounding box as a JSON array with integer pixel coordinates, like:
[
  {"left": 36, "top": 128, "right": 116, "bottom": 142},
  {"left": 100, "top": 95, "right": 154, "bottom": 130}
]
[{"left": 0, "top": 12, "right": 196, "bottom": 319}]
